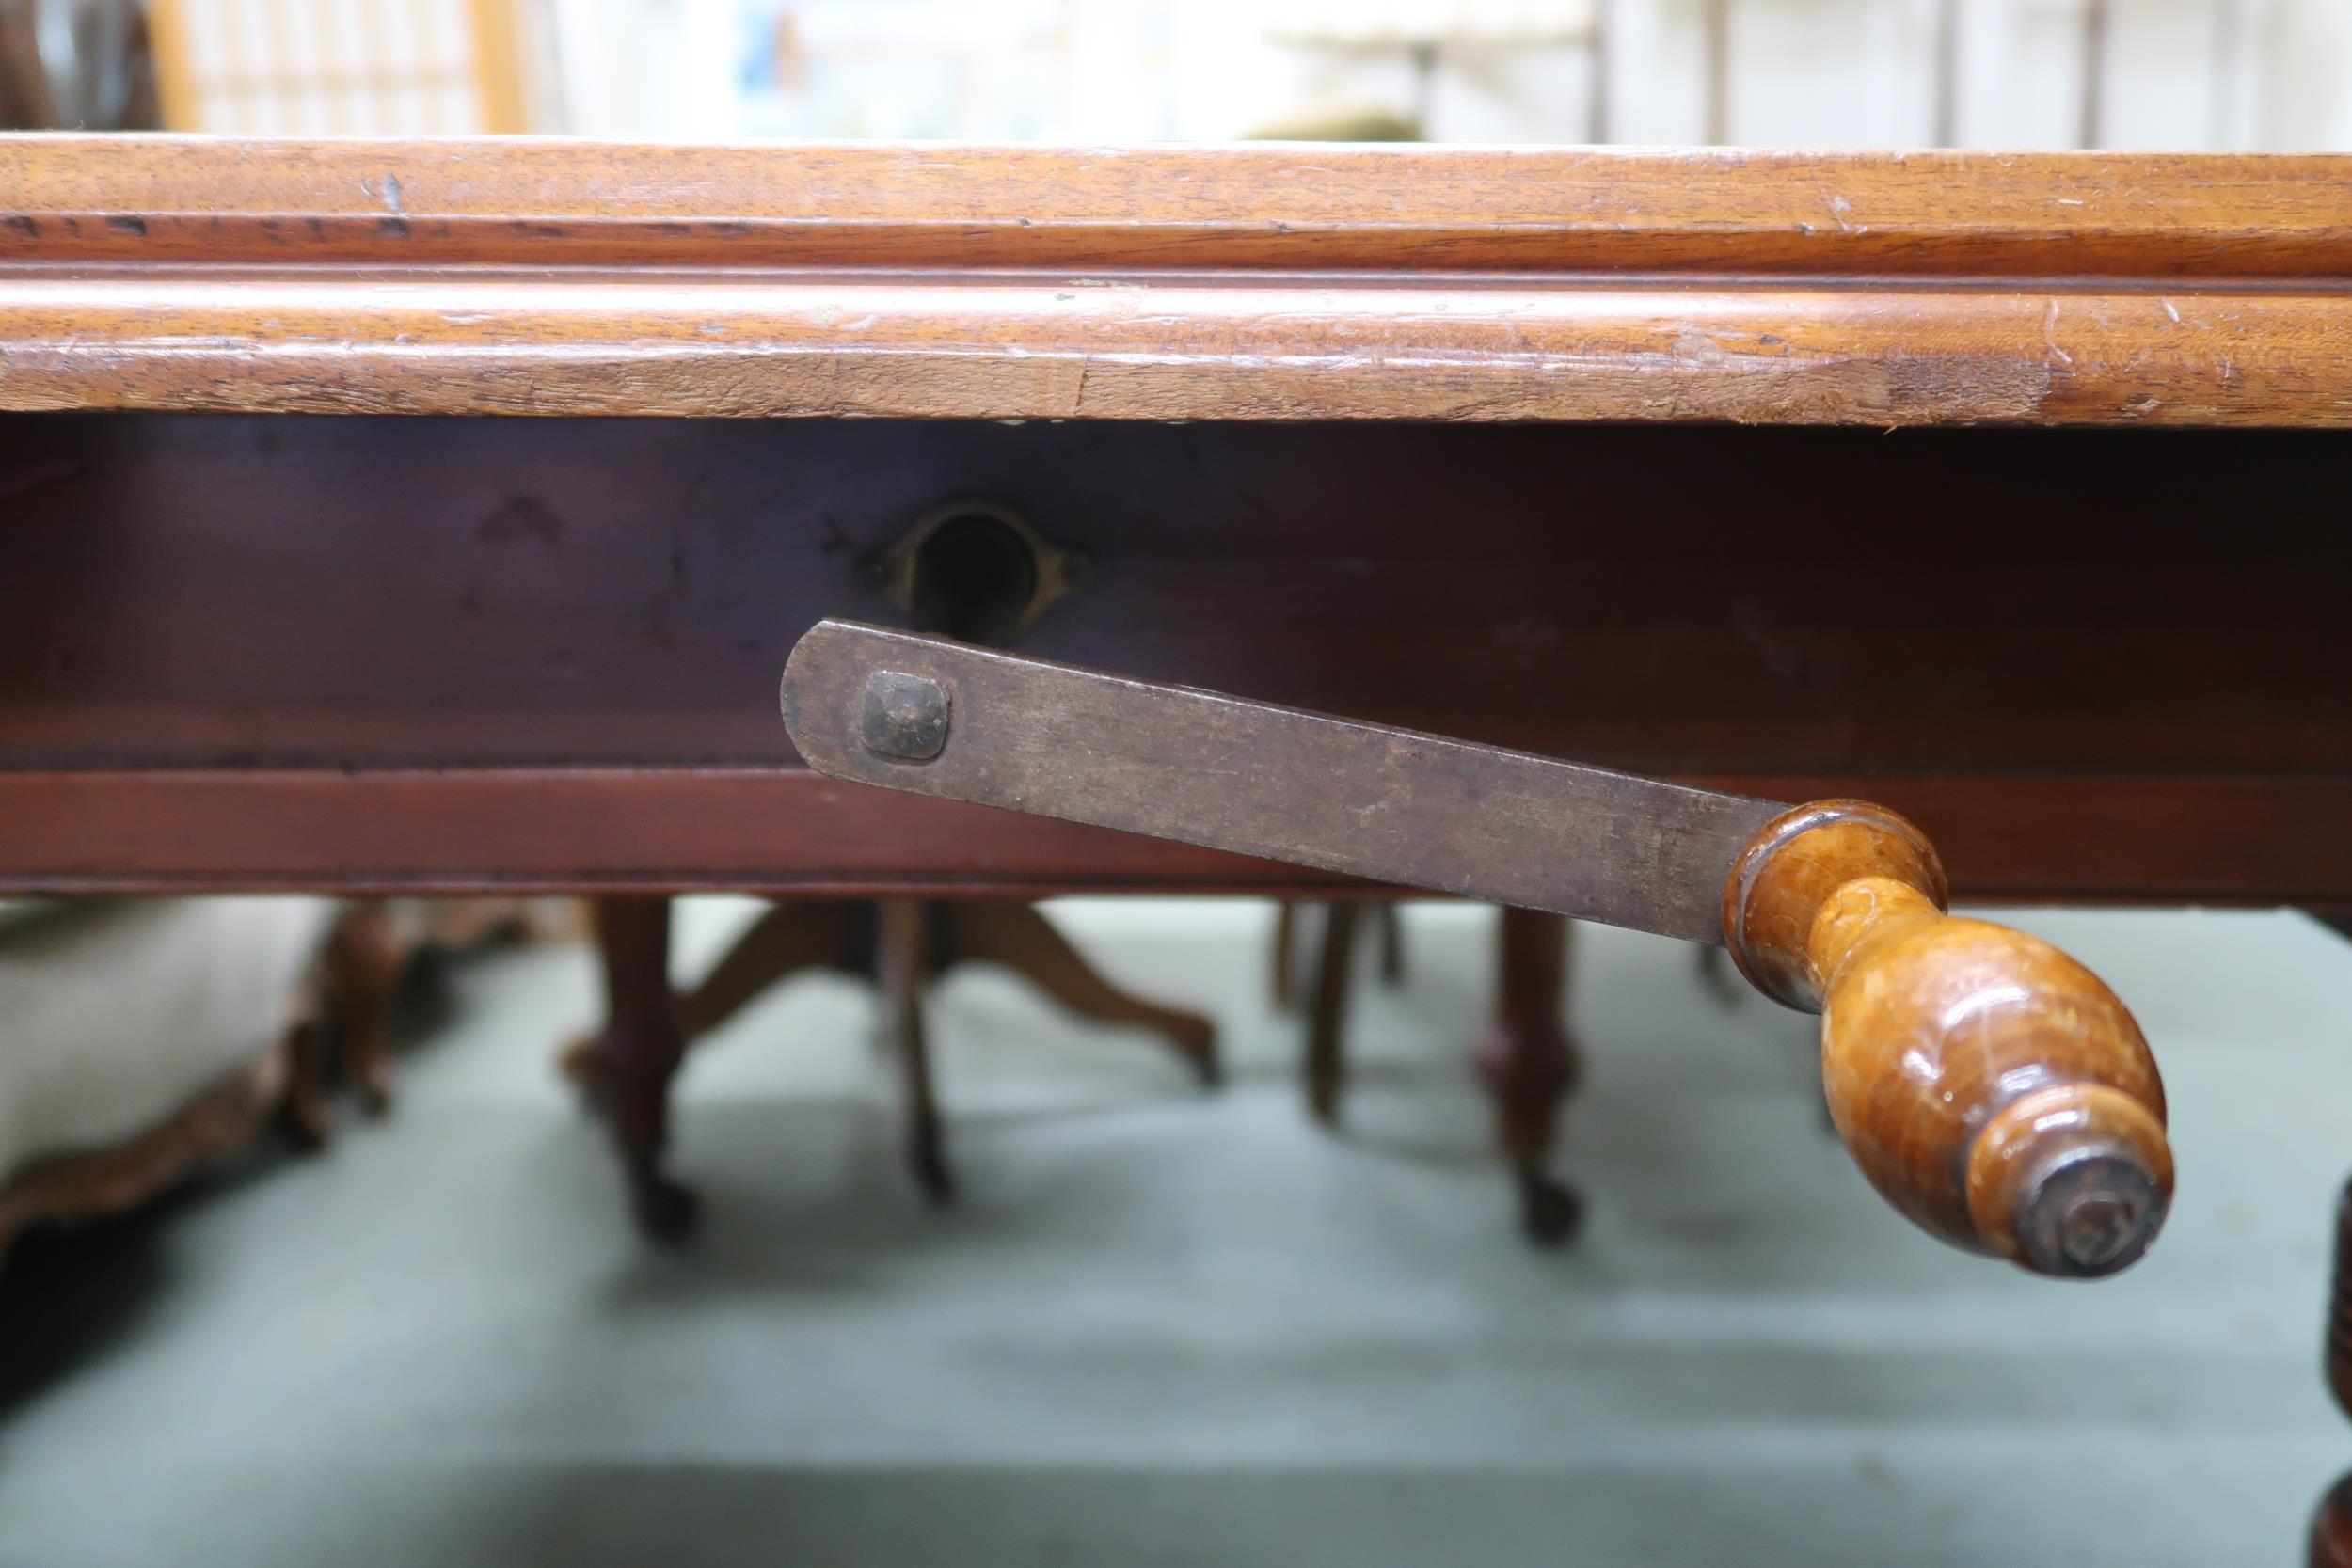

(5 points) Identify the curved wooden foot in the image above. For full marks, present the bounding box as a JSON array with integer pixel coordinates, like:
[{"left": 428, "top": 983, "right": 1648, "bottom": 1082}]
[
  {"left": 944, "top": 901, "right": 1219, "bottom": 1086},
  {"left": 577, "top": 897, "right": 698, "bottom": 1243},
  {"left": 1477, "top": 909, "right": 1581, "bottom": 1243}
]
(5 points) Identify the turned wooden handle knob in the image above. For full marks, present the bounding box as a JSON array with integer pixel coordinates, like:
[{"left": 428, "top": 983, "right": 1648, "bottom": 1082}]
[{"left": 1723, "top": 801, "right": 2171, "bottom": 1279}]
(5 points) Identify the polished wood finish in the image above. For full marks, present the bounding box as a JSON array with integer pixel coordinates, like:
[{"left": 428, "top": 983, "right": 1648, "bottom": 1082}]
[
  {"left": 0, "top": 140, "right": 2347, "bottom": 425},
  {"left": 3, "top": 414, "right": 2345, "bottom": 901},
  {"left": 1726, "top": 800, "right": 2171, "bottom": 1277},
  {"left": 4, "top": 139, "right": 2346, "bottom": 277},
  {"left": 5, "top": 768, "right": 2348, "bottom": 905}
]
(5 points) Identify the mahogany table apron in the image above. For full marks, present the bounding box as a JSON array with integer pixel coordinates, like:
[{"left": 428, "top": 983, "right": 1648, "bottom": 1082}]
[{"left": 2, "top": 135, "right": 2350, "bottom": 1546}]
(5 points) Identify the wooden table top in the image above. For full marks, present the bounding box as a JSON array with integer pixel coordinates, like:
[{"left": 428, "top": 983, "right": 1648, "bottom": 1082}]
[{"left": 0, "top": 136, "right": 2347, "bottom": 428}]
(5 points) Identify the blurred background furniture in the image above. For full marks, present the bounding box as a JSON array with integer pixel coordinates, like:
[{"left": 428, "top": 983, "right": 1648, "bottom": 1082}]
[
  {"left": 565, "top": 896, "right": 1216, "bottom": 1239},
  {"left": 0, "top": 895, "right": 580, "bottom": 1273},
  {"left": 587, "top": 0, "right": 2342, "bottom": 150},
  {"left": 0, "top": 897, "right": 344, "bottom": 1267},
  {"left": 145, "top": 0, "right": 544, "bottom": 133},
  {"left": 1274, "top": 901, "right": 1585, "bottom": 1242},
  {"left": 0, "top": 0, "right": 156, "bottom": 128}
]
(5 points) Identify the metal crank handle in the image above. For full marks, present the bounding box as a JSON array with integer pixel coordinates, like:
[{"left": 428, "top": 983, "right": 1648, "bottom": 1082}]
[{"left": 780, "top": 620, "right": 2170, "bottom": 1279}]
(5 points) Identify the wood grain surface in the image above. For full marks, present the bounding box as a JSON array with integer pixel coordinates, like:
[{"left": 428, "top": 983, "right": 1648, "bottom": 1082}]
[
  {"left": 0, "top": 137, "right": 2348, "bottom": 425},
  {"left": 1, "top": 411, "right": 2344, "bottom": 897},
  {"left": 2, "top": 768, "right": 2346, "bottom": 901}
]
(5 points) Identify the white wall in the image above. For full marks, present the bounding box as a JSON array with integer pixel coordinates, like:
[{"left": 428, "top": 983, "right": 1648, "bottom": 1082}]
[{"left": 542, "top": 0, "right": 2352, "bottom": 150}]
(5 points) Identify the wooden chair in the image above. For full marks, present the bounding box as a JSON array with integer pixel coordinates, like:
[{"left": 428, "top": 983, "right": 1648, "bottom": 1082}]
[{"left": 0, "top": 898, "right": 402, "bottom": 1269}]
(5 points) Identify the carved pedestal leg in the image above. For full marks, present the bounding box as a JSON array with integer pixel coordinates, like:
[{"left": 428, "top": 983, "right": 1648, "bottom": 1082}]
[
  {"left": 1477, "top": 909, "right": 1583, "bottom": 1245},
  {"left": 941, "top": 901, "right": 1220, "bottom": 1085},
  {"left": 576, "top": 897, "right": 697, "bottom": 1242},
  {"left": 1303, "top": 903, "right": 1361, "bottom": 1125},
  {"left": 2311, "top": 1178, "right": 2352, "bottom": 1564}
]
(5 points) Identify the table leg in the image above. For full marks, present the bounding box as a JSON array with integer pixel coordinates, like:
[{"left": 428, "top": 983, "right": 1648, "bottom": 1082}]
[
  {"left": 1477, "top": 908, "right": 1583, "bottom": 1244},
  {"left": 1303, "top": 902, "right": 1361, "bottom": 1125},
  {"left": 324, "top": 899, "right": 404, "bottom": 1116},
  {"left": 877, "top": 899, "right": 953, "bottom": 1204},
  {"left": 577, "top": 896, "right": 697, "bottom": 1242},
  {"left": 2313, "top": 1177, "right": 2352, "bottom": 1564},
  {"left": 1270, "top": 901, "right": 1300, "bottom": 1007}
]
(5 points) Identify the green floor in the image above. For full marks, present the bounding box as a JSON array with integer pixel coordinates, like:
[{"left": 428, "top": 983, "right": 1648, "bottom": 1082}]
[{"left": 1, "top": 899, "right": 2344, "bottom": 1566}]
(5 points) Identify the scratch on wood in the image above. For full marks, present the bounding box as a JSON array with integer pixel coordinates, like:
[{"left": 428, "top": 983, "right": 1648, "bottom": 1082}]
[{"left": 2043, "top": 301, "right": 2075, "bottom": 368}]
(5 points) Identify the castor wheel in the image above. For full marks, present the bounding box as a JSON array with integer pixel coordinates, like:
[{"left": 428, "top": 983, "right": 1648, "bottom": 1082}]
[
  {"left": 627, "top": 1163, "right": 701, "bottom": 1243},
  {"left": 1515, "top": 1166, "right": 1585, "bottom": 1247}
]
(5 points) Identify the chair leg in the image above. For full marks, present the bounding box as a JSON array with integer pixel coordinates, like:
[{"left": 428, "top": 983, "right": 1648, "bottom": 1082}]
[
  {"left": 878, "top": 899, "right": 953, "bottom": 1204},
  {"left": 1303, "top": 902, "right": 1360, "bottom": 1126},
  {"left": 574, "top": 897, "right": 697, "bottom": 1242},
  {"left": 942, "top": 901, "right": 1220, "bottom": 1085},
  {"left": 1270, "top": 901, "right": 1301, "bottom": 1008},
  {"left": 280, "top": 970, "right": 335, "bottom": 1149},
  {"left": 1375, "top": 901, "right": 1406, "bottom": 986},
  {"left": 324, "top": 899, "right": 405, "bottom": 1116},
  {"left": 1476, "top": 908, "right": 1584, "bottom": 1246}
]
